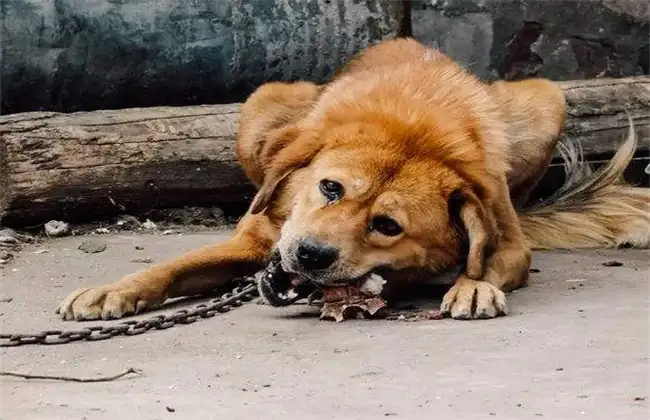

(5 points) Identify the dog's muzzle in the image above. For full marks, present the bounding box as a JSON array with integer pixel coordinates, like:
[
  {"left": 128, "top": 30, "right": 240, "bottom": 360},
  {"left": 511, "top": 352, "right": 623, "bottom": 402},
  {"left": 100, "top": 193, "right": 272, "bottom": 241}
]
[{"left": 257, "top": 251, "right": 319, "bottom": 307}]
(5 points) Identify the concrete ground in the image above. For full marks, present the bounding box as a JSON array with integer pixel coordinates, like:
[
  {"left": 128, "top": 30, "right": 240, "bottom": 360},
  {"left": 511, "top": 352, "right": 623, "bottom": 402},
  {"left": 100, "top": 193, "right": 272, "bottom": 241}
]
[{"left": 0, "top": 231, "right": 648, "bottom": 420}]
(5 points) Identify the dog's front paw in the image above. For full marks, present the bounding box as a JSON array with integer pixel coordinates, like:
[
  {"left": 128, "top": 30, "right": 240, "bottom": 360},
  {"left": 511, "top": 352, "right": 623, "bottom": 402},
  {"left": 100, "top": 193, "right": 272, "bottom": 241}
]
[
  {"left": 440, "top": 277, "right": 507, "bottom": 320},
  {"left": 56, "top": 272, "right": 165, "bottom": 321}
]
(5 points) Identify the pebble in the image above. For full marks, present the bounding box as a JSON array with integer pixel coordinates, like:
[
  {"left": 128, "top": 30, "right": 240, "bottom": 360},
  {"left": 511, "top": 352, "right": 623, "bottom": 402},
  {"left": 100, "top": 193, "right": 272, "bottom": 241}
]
[
  {"left": 0, "top": 251, "right": 13, "bottom": 265},
  {"left": 0, "top": 235, "right": 18, "bottom": 244},
  {"left": 0, "top": 228, "right": 31, "bottom": 243},
  {"left": 142, "top": 219, "right": 157, "bottom": 230},
  {"left": 78, "top": 239, "right": 107, "bottom": 254},
  {"left": 116, "top": 215, "right": 141, "bottom": 229},
  {"left": 44, "top": 220, "right": 70, "bottom": 237},
  {"left": 130, "top": 258, "right": 154, "bottom": 264},
  {"left": 602, "top": 260, "right": 623, "bottom": 267}
]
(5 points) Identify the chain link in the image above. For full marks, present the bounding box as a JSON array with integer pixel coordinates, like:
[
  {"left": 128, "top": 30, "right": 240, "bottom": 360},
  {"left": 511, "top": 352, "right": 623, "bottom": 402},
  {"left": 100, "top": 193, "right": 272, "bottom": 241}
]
[{"left": 0, "top": 278, "right": 259, "bottom": 347}]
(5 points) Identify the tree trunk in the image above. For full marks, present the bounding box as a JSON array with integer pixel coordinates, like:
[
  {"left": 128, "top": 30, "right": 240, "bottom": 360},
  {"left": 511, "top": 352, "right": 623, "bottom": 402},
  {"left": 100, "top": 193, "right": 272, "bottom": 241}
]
[{"left": 1, "top": 76, "right": 648, "bottom": 227}]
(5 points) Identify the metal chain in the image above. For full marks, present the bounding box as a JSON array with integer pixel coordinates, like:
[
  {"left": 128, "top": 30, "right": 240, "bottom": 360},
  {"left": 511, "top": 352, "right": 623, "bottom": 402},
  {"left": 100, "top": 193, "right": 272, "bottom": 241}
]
[{"left": 0, "top": 278, "right": 258, "bottom": 347}]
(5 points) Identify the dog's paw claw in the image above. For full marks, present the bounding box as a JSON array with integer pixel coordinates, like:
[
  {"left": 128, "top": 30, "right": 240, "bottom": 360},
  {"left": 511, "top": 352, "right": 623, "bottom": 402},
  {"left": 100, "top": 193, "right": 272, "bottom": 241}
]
[
  {"left": 441, "top": 278, "right": 507, "bottom": 320},
  {"left": 57, "top": 285, "right": 149, "bottom": 321}
]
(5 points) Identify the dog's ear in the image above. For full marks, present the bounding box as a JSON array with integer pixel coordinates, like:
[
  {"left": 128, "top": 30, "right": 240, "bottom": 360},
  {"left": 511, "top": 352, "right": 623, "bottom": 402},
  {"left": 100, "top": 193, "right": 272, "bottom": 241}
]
[
  {"left": 249, "top": 125, "right": 323, "bottom": 214},
  {"left": 448, "top": 189, "right": 497, "bottom": 279}
]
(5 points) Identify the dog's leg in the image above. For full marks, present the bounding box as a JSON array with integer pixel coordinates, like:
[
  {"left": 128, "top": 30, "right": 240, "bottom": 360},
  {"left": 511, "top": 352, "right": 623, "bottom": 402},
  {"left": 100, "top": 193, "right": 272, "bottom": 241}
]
[
  {"left": 441, "top": 178, "right": 531, "bottom": 319},
  {"left": 57, "top": 215, "right": 277, "bottom": 321},
  {"left": 440, "top": 79, "right": 565, "bottom": 319},
  {"left": 489, "top": 79, "right": 566, "bottom": 205}
]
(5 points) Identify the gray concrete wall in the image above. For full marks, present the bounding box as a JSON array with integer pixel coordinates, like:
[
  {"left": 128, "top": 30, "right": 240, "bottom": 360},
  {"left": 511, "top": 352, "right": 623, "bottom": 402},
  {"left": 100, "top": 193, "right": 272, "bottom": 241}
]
[
  {"left": 1, "top": 0, "right": 404, "bottom": 114},
  {"left": 411, "top": 0, "right": 649, "bottom": 81},
  {"left": 1, "top": 0, "right": 648, "bottom": 115}
]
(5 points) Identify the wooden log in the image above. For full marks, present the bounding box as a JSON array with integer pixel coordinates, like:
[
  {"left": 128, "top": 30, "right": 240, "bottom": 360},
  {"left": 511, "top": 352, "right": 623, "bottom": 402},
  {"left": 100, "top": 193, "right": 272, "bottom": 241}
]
[
  {"left": 559, "top": 76, "right": 650, "bottom": 157},
  {"left": 1, "top": 76, "right": 648, "bottom": 227},
  {"left": 0, "top": 104, "right": 254, "bottom": 226}
]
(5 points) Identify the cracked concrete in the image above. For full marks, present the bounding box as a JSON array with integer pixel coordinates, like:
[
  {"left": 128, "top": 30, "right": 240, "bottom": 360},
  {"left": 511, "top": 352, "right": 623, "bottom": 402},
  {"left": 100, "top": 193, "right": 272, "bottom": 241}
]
[{"left": 0, "top": 232, "right": 648, "bottom": 420}]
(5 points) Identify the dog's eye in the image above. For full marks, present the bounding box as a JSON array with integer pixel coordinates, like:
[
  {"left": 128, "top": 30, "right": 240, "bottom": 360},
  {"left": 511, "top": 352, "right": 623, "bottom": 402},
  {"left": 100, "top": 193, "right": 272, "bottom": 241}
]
[
  {"left": 370, "top": 216, "right": 402, "bottom": 237},
  {"left": 319, "top": 179, "right": 344, "bottom": 201}
]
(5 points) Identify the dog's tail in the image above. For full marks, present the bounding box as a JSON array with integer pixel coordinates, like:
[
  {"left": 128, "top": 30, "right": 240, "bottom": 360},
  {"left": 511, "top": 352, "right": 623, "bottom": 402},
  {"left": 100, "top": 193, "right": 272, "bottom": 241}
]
[{"left": 518, "top": 122, "right": 650, "bottom": 250}]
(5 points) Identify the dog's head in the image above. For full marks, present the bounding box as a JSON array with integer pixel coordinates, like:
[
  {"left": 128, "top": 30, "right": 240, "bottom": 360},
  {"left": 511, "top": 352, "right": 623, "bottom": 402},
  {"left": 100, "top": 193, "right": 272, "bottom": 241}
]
[{"left": 250, "top": 114, "right": 498, "bottom": 286}]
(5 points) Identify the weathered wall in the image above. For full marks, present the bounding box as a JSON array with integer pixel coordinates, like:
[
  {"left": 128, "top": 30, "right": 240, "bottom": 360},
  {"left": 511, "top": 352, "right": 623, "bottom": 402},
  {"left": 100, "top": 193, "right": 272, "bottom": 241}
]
[
  {"left": 1, "top": 0, "right": 404, "bottom": 114},
  {"left": 411, "top": 0, "right": 649, "bottom": 81},
  {"left": 2, "top": 1, "right": 648, "bottom": 115}
]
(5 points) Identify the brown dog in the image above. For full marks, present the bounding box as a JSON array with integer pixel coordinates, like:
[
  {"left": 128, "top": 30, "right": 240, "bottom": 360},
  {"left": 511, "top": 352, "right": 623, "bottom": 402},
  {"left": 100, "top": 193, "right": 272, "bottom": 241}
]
[{"left": 58, "top": 38, "right": 650, "bottom": 321}]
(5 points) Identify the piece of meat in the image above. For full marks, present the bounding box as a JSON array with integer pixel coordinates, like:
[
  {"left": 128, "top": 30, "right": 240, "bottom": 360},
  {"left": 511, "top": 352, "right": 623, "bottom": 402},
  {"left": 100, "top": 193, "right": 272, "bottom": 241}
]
[
  {"left": 319, "top": 274, "right": 388, "bottom": 322},
  {"left": 257, "top": 253, "right": 387, "bottom": 322}
]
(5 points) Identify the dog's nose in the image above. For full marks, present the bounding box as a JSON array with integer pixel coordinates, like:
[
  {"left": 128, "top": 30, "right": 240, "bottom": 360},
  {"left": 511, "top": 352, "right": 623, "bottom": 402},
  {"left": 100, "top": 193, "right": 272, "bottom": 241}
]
[{"left": 295, "top": 239, "right": 339, "bottom": 271}]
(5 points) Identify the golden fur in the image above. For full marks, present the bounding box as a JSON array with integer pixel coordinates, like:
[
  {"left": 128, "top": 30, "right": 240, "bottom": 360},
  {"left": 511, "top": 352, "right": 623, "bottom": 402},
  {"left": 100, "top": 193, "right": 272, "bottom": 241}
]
[{"left": 58, "top": 38, "right": 650, "bottom": 322}]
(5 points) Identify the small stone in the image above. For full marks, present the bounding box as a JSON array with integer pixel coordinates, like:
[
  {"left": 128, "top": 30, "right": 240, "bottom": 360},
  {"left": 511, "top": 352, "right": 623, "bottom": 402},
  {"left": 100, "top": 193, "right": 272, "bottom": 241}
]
[
  {"left": 142, "top": 219, "right": 157, "bottom": 230},
  {"left": 0, "top": 297, "right": 13, "bottom": 303},
  {"left": 130, "top": 258, "right": 154, "bottom": 264},
  {"left": 44, "top": 220, "right": 70, "bottom": 237},
  {"left": 116, "top": 215, "right": 141, "bottom": 229},
  {"left": 0, "top": 228, "right": 32, "bottom": 243},
  {"left": 0, "top": 228, "right": 17, "bottom": 238},
  {"left": 0, "top": 252, "right": 13, "bottom": 264},
  {"left": 165, "top": 406, "right": 176, "bottom": 413},
  {"left": 633, "top": 396, "right": 646, "bottom": 401},
  {"left": 78, "top": 240, "right": 107, "bottom": 254},
  {"left": 135, "top": 246, "right": 144, "bottom": 250},
  {"left": 602, "top": 260, "right": 623, "bottom": 267},
  {"left": 0, "top": 235, "right": 18, "bottom": 244},
  {"left": 162, "top": 229, "right": 175, "bottom": 235},
  {"left": 93, "top": 227, "right": 111, "bottom": 234}
]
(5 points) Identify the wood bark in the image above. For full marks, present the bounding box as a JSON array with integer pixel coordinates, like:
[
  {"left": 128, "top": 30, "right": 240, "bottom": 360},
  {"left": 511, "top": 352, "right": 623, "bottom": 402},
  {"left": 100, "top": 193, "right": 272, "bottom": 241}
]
[
  {"left": 559, "top": 76, "right": 650, "bottom": 156},
  {"left": 1, "top": 76, "right": 648, "bottom": 226}
]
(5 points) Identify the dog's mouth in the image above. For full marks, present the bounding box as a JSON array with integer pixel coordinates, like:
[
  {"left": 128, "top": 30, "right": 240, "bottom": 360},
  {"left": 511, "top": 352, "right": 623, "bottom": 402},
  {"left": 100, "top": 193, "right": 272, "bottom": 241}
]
[{"left": 256, "top": 252, "right": 376, "bottom": 307}]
